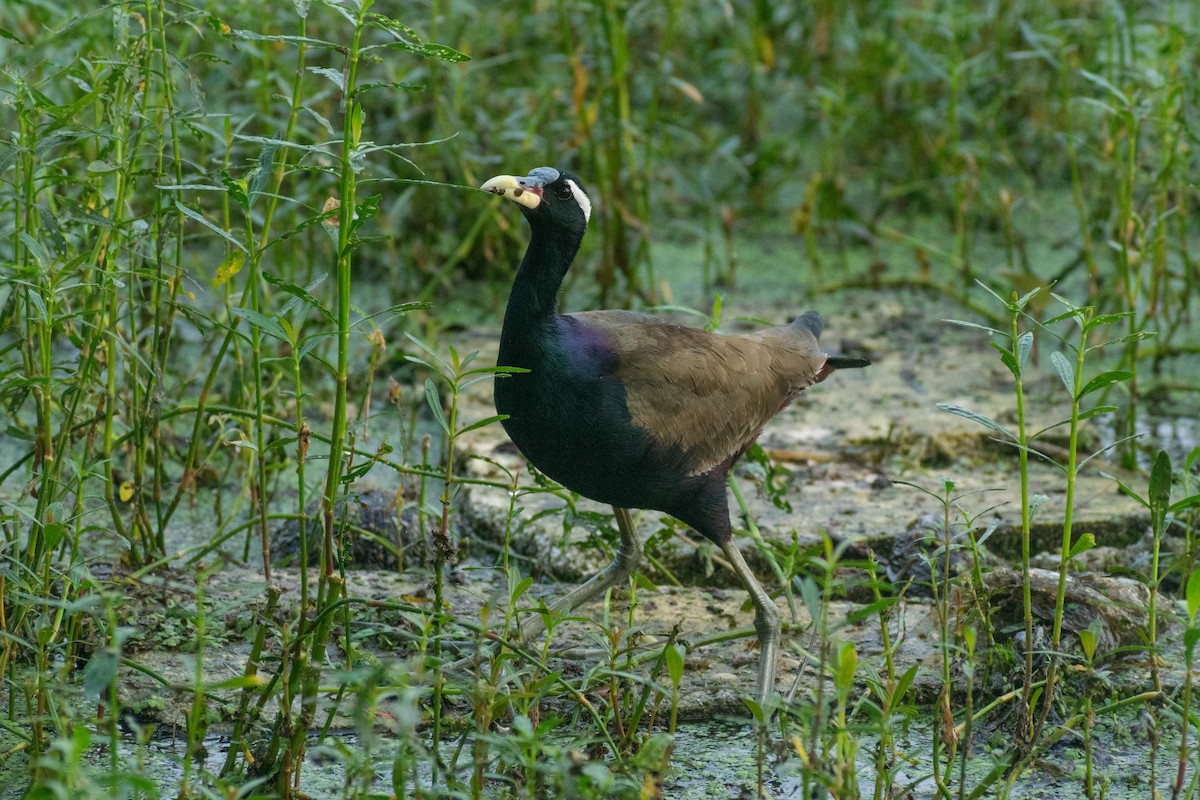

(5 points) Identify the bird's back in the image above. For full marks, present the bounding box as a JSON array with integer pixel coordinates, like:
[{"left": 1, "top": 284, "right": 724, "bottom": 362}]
[
  {"left": 573, "top": 311, "right": 827, "bottom": 476},
  {"left": 495, "top": 310, "right": 830, "bottom": 527}
]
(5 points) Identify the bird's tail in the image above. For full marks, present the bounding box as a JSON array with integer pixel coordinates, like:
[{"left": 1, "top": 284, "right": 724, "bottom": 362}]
[
  {"left": 792, "top": 311, "right": 871, "bottom": 370},
  {"left": 826, "top": 356, "right": 871, "bottom": 369}
]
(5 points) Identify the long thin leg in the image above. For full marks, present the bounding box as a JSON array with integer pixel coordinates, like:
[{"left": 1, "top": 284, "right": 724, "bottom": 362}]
[
  {"left": 719, "top": 538, "right": 781, "bottom": 707},
  {"left": 516, "top": 506, "right": 642, "bottom": 642}
]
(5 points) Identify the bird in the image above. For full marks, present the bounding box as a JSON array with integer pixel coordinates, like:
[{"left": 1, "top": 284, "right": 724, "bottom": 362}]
[{"left": 480, "top": 165, "right": 869, "bottom": 707}]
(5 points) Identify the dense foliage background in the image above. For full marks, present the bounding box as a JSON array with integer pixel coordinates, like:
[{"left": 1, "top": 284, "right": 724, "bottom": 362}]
[{"left": 1, "top": 0, "right": 1198, "bottom": 797}]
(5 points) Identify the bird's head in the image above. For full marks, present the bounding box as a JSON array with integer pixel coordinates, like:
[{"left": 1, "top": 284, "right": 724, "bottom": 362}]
[{"left": 481, "top": 167, "right": 592, "bottom": 233}]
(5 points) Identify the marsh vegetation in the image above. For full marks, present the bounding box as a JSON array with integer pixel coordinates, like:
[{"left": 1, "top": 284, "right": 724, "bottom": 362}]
[{"left": 1, "top": 0, "right": 1199, "bottom": 797}]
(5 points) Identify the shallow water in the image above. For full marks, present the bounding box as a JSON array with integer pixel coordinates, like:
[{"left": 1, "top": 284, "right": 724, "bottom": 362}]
[{"left": 8, "top": 710, "right": 1186, "bottom": 800}]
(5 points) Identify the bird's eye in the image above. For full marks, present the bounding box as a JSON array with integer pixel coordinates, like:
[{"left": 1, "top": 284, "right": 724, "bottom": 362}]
[{"left": 556, "top": 185, "right": 573, "bottom": 201}]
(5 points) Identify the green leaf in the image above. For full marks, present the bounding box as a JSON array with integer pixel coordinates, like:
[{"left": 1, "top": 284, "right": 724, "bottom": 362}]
[
  {"left": 263, "top": 271, "right": 334, "bottom": 324},
  {"left": 175, "top": 200, "right": 247, "bottom": 253},
  {"left": 207, "top": 674, "right": 270, "bottom": 691},
  {"left": 632, "top": 732, "right": 675, "bottom": 772},
  {"left": 1050, "top": 351, "right": 1075, "bottom": 397},
  {"left": 364, "top": 14, "right": 470, "bottom": 62},
  {"left": 42, "top": 522, "right": 67, "bottom": 552},
  {"left": 82, "top": 648, "right": 120, "bottom": 699},
  {"left": 307, "top": 66, "right": 345, "bottom": 91},
  {"left": 424, "top": 379, "right": 449, "bottom": 435},
  {"left": 893, "top": 664, "right": 919, "bottom": 704},
  {"left": 1077, "top": 405, "right": 1118, "bottom": 421},
  {"left": 349, "top": 193, "right": 381, "bottom": 235},
  {"left": 37, "top": 204, "right": 67, "bottom": 256},
  {"left": 248, "top": 140, "right": 280, "bottom": 199},
  {"left": 1149, "top": 451, "right": 1171, "bottom": 522},
  {"left": 220, "top": 171, "right": 250, "bottom": 212},
  {"left": 936, "top": 403, "right": 1016, "bottom": 441},
  {"left": 351, "top": 103, "right": 365, "bottom": 148},
  {"left": 633, "top": 573, "right": 658, "bottom": 592},
  {"left": 405, "top": 333, "right": 451, "bottom": 376},
  {"left": 1014, "top": 285, "right": 1044, "bottom": 311},
  {"left": 1186, "top": 569, "right": 1200, "bottom": 622},
  {"left": 1081, "top": 69, "right": 1130, "bottom": 104},
  {"left": 991, "top": 342, "right": 1018, "bottom": 376},
  {"left": 1168, "top": 495, "right": 1200, "bottom": 514},
  {"left": 1095, "top": 330, "right": 1157, "bottom": 350},
  {"left": 1078, "top": 618, "right": 1101, "bottom": 662},
  {"left": 1078, "top": 370, "right": 1132, "bottom": 398},
  {"left": 18, "top": 232, "right": 53, "bottom": 271},
  {"left": 1068, "top": 532, "right": 1095, "bottom": 560},
  {"left": 342, "top": 459, "right": 376, "bottom": 482},
  {"left": 230, "top": 307, "right": 288, "bottom": 341},
  {"left": 1185, "top": 627, "right": 1200, "bottom": 657},
  {"left": 742, "top": 697, "right": 765, "bottom": 723},
  {"left": 458, "top": 414, "right": 508, "bottom": 436},
  {"left": 833, "top": 640, "right": 858, "bottom": 695},
  {"left": 356, "top": 300, "right": 432, "bottom": 326},
  {"left": 1100, "top": 471, "right": 1150, "bottom": 509},
  {"left": 944, "top": 318, "right": 1002, "bottom": 335},
  {"left": 1086, "top": 312, "right": 1133, "bottom": 329},
  {"left": 665, "top": 643, "right": 685, "bottom": 687},
  {"left": 352, "top": 81, "right": 426, "bottom": 98},
  {"left": 1017, "top": 331, "right": 1033, "bottom": 369},
  {"left": 512, "top": 576, "right": 534, "bottom": 601},
  {"left": 1029, "top": 494, "right": 1048, "bottom": 520},
  {"left": 797, "top": 575, "right": 821, "bottom": 623}
]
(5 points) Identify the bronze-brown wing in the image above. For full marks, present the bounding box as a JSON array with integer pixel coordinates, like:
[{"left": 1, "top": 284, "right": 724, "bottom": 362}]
[{"left": 571, "top": 311, "right": 827, "bottom": 476}]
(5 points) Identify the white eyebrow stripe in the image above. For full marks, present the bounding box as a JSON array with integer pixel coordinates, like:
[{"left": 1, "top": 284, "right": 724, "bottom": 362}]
[{"left": 566, "top": 179, "right": 591, "bottom": 225}]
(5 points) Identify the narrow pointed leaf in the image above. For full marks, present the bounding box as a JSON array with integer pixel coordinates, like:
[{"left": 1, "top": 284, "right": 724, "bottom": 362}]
[
  {"left": 263, "top": 271, "right": 334, "bottom": 323},
  {"left": 893, "top": 664, "right": 919, "bottom": 704},
  {"left": 1078, "top": 621, "right": 1098, "bottom": 662},
  {"left": 230, "top": 307, "right": 288, "bottom": 341},
  {"left": 1086, "top": 312, "right": 1133, "bottom": 329},
  {"left": 1078, "top": 370, "right": 1131, "bottom": 398},
  {"left": 1168, "top": 495, "right": 1200, "bottom": 514},
  {"left": 1187, "top": 569, "right": 1200, "bottom": 622},
  {"left": 936, "top": 403, "right": 1016, "bottom": 440},
  {"left": 1029, "top": 494, "right": 1048, "bottom": 520},
  {"left": 1149, "top": 451, "right": 1171, "bottom": 525},
  {"left": 424, "top": 379, "right": 449, "bottom": 435},
  {"left": 990, "top": 342, "right": 1018, "bottom": 375},
  {"left": 458, "top": 414, "right": 508, "bottom": 436},
  {"left": 1015, "top": 285, "right": 1045, "bottom": 311},
  {"left": 1077, "top": 405, "right": 1118, "bottom": 421},
  {"left": 248, "top": 140, "right": 280, "bottom": 199},
  {"left": 665, "top": 643, "right": 685, "bottom": 687},
  {"left": 405, "top": 333, "right": 451, "bottom": 375},
  {"left": 944, "top": 319, "right": 1002, "bottom": 335},
  {"left": 1050, "top": 351, "right": 1075, "bottom": 396},
  {"left": 175, "top": 201, "right": 247, "bottom": 253},
  {"left": 1017, "top": 331, "right": 1033, "bottom": 369},
  {"left": 1100, "top": 471, "right": 1150, "bottom": 509}
]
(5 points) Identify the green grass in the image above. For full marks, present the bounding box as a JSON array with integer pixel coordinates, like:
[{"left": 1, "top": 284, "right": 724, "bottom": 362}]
[{"left": 1, "top": 0, "right": 1199, "bottom": 797}]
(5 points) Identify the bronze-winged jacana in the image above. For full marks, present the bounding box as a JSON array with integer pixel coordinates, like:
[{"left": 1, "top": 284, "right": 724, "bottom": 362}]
[{"left": 481, "top": 166, "right": 868, "bottom": 705}]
